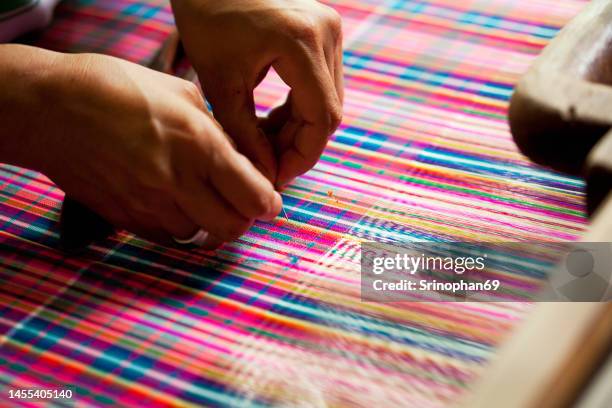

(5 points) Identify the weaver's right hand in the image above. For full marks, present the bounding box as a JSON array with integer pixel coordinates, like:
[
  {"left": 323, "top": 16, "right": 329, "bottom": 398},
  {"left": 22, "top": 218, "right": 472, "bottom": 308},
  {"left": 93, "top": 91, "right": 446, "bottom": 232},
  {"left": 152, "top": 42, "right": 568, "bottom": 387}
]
[{"left": 15, "top": 49, "right": 282, "bottom": 247}]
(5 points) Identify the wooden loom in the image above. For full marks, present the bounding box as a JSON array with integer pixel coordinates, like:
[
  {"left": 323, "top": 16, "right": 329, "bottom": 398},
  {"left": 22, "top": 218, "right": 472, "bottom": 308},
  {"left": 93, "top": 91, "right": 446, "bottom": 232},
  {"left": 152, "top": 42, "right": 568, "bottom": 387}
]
[{"left": 463, "top": 1, "right": 612, "bottom": 406}]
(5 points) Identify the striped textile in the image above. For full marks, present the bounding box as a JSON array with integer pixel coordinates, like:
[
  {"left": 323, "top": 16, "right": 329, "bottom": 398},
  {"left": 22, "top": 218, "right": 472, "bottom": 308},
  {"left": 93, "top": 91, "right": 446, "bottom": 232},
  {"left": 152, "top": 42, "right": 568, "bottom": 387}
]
[
  {"left": 28, "top": 0, "right": 175, "bottom": 66},
  {"left": 0, "top": 0, "right": 588, "bottom": 407}
]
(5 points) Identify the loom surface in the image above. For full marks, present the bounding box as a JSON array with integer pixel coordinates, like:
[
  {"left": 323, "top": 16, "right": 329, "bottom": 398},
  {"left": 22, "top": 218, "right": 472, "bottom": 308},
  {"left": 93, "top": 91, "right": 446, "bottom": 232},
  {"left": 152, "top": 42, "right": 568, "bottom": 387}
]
[{"left": 0, "top": 0, "right": 588, "bottom": 406}]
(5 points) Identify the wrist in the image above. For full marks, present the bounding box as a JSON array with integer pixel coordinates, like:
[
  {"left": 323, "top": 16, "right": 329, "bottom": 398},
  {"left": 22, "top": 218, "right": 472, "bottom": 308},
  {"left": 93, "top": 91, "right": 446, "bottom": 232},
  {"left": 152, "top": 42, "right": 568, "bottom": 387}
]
[{"left": 0, "top": 44, "right": 66, "bottom": 172}]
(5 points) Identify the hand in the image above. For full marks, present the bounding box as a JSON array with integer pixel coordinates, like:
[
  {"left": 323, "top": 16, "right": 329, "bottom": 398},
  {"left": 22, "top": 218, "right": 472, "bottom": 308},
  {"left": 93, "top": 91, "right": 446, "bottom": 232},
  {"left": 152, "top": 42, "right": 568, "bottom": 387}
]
[
  {"left": 171, "top": 0, "right": 344, "bottom": 188},
  {"left": 36, "top": 53, "right": 281, "bottom": 247}
]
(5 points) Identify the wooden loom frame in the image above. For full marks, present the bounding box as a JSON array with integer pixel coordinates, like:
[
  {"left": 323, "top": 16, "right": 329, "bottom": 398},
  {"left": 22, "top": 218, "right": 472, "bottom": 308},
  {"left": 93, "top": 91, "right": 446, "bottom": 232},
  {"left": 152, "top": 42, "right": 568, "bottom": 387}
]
[
  {"left": 461, "top": 204, "right": 612, "bottom": 408},
  {"left": 462, "top": 1, "right": 612, "bottom": 406}
]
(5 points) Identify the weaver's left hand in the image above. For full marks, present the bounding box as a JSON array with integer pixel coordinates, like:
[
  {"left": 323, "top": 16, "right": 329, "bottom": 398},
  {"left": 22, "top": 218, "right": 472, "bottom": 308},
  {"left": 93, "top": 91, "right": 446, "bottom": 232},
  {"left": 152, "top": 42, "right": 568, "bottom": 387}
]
[{"left": 171, "top": 0, "right": 344, "bottom": 188}]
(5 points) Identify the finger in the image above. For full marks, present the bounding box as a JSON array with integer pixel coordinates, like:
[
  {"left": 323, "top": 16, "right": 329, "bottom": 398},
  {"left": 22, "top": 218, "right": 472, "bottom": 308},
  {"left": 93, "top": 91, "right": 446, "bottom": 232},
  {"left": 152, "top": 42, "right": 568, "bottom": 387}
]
[
  {"left": 176, "top": 179, "right": 255, "bottom": 243},
  {"left": 124, "top": 225, "right": 174, "bottom": 246},
  {"left": 323, "top": 41, "right": 336, "bottom": 96},
  {"left": 201, "top": 70, "right": 277, "bottom": 181},
  {"left": 269, "top": 40, "right": 341, "bottom": 184},
  {"left": 207, "top": 143, "right": 282, "bottom": 221},
  {"left": 258, "top": 94, "right": 292, "bottom": 138},
  {"left": 333, "top": 40, "right": 345, "bottom": 105},
  {"left": 177, "top": 81, "right": 238, "bottom": 151},
  {"left": 176, "top": 79, "right": 209, "bottom": 115},
  {"left": 259, "top": 95, "right": 298, "bottom": 169},
  {"left": 271, "top": 112, "right": 302, "bottom": 166},
  {"left": 117, "top": 184, "right": 200, "bottom": 243},
  {"left": 118, "top": 208, "right": 175, "bottom": 246},
  {"left": 112, "top": 200, "right": 173, "bottom": 245},
  {"left": 200, "top": 234, "right": 225, "bottom": 251},
  {"left": 160, "top": 201, "right": 200, "bottom": 241},
  {"left": 324, "top": 6, "right": 345, "bottom": 105},
  {"left": 273, "top": 45, "right": 342, "bottom": 187}
]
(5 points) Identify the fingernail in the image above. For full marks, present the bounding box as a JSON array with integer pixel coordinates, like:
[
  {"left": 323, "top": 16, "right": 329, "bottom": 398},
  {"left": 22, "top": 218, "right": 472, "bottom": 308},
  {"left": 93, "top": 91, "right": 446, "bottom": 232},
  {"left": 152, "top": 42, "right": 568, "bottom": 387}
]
[{"left": 259, "top": 191, "right": 282, "bottom": 221}]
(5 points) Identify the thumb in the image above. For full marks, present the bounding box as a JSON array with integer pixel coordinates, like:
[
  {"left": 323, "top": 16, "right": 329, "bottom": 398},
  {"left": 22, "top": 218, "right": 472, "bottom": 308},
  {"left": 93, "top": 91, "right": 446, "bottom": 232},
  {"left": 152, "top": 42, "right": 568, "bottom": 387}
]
[{"left": 202, "top": 72, "right": 277, "bottom": 182}]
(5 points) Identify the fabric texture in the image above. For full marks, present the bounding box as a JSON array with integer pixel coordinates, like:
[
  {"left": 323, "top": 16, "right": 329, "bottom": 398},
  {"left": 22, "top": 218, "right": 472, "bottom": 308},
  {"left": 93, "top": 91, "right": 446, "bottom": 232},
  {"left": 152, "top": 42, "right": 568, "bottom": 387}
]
[
  {"left": 0, "top": 0, "right": 587, "bottom": 406},
  {"left": 29, "top": 0, "right": 175, "bottom": 67}
]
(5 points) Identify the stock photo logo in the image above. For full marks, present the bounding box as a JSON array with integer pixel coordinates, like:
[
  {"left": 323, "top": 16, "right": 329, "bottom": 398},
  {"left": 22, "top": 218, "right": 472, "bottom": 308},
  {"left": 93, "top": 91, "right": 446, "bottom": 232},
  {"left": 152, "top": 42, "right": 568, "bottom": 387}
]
[{"left": 361, "top": 242, "right": 612, "bottom": 302}]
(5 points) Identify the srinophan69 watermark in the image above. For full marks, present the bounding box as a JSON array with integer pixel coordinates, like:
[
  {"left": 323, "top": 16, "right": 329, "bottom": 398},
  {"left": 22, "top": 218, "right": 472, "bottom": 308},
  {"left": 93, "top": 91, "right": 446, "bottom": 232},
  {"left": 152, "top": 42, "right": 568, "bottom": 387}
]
[{"left": 360, "top": 242, "right": 612, "bottom": 302}]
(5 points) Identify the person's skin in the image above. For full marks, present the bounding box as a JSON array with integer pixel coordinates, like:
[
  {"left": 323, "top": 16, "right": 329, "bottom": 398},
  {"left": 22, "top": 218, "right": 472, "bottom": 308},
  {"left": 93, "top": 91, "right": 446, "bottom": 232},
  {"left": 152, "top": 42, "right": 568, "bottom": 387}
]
[
  {"left": 0, "top": 45, "right": 281, "bottom": 247},
  {"left": 171, "top": 0, "right": 344, "bottom": 188},
  {"left": 0, "top": 0, "right": 343, "bottom": 247}
]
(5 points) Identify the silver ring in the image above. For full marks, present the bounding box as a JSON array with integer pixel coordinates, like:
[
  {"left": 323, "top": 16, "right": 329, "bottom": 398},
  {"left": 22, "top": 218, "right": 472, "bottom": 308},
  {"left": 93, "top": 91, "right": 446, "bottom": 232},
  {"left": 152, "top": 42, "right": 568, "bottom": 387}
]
[{"left": 173, "top": 229, "right": 209, "bottom": 246}]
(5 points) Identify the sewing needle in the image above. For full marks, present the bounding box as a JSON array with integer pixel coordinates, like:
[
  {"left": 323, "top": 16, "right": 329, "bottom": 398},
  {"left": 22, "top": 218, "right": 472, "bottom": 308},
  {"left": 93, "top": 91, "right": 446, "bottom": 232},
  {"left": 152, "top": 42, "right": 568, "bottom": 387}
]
[{"left": 282, "top": 206, "right": 290, "bottom": 221}]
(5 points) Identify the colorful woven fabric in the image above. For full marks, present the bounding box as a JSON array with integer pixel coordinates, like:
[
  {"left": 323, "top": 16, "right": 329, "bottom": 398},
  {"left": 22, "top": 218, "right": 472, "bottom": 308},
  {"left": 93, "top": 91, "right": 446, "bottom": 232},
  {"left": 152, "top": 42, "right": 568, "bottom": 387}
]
[
  {"left": 27, "top": 0, "right": 175, "bottom": 66},
  {"left": 0, "top": 0, "right": 588, "bottom": 407}
]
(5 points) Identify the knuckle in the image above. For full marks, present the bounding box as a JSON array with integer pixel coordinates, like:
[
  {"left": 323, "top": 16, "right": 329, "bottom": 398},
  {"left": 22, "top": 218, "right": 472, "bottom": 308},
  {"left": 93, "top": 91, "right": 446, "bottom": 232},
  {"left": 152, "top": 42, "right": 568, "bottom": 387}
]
[
  {"left": 325, "top": 104, "right": 343, "bottom": 133},
  {"left": 208, "top": 139, "right": 234, "bottom": 171},
  {"left": 287, "top": 17, "right": 320, "bottom": 46},
  {"left": 179, "top": 80, "right": 204, "bottom": 107},
  {"left": 323, "top": 7, "right": 342, "bottom": 39},
  {"left": 181, "top": 116, "right": 213, "bottom": 152},
  {"left": 185, "top": 117, "right": 206, "bottom": 139},
  {"left": 212, "top": 132, "right": 235, "bottom": 156}
]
